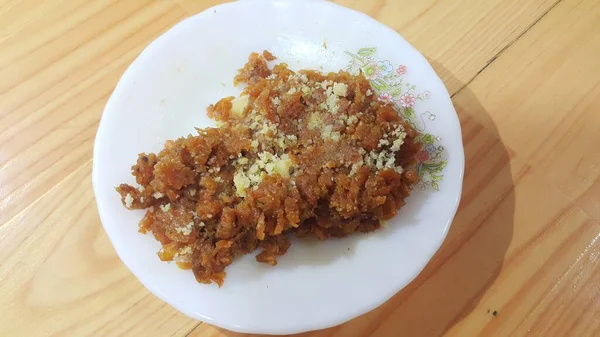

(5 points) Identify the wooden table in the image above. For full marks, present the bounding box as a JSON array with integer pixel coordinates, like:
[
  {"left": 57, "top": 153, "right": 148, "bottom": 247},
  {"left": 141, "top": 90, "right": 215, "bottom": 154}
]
[{"left": 2, "top": 0, "right": 599, "bottom": 336}]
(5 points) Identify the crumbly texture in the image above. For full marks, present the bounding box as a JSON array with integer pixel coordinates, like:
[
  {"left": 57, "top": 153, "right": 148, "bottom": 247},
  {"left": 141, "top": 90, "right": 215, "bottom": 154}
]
[{"left": 116, "top": 51, "right": 421, "bottom": 286}]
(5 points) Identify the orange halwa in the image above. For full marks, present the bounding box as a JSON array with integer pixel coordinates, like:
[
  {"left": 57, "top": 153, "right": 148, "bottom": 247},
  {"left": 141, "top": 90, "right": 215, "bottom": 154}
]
[{"left": 116, "top": 51, "right": 421, "bottom": 286}]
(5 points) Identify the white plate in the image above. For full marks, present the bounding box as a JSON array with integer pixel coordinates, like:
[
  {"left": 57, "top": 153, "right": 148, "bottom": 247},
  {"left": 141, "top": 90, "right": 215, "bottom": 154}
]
[{"left": 92, "top": 0, "right": 464, "bottom": 334}]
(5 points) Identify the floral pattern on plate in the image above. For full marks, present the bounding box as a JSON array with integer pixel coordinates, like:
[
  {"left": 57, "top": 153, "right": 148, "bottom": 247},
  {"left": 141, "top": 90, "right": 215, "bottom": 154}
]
[{"left": 345, "top": 47, "right": 448, "bottom": 191}]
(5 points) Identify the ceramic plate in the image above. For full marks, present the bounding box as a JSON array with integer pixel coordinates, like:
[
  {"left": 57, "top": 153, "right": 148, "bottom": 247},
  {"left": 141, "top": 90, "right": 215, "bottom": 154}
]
[{"left": 92, "top": 0, "right": 464, "bottom": 334}]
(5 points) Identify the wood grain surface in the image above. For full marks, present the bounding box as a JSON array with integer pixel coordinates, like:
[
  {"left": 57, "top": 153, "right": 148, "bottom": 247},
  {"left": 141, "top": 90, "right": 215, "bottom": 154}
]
[{"left": 1, "top": 0, "right": 599, "bottom": 336}]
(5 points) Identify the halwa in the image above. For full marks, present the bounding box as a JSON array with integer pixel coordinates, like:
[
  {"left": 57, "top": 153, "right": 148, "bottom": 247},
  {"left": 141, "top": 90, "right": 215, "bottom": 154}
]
[{"left": 117, "top": 51, "right": 421, "bottom": 286}]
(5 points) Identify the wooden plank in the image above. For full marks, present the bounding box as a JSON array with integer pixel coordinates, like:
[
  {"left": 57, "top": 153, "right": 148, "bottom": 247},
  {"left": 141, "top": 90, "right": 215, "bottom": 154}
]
[
  {"left": 0, "top": 161, "right": 197, "bottom": 336},
  {"left": 449, "top": 0, "right": 600, "bottom": 335},
  {"left": 0, "top": 0, "right": 188, "bottom": 224}
]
